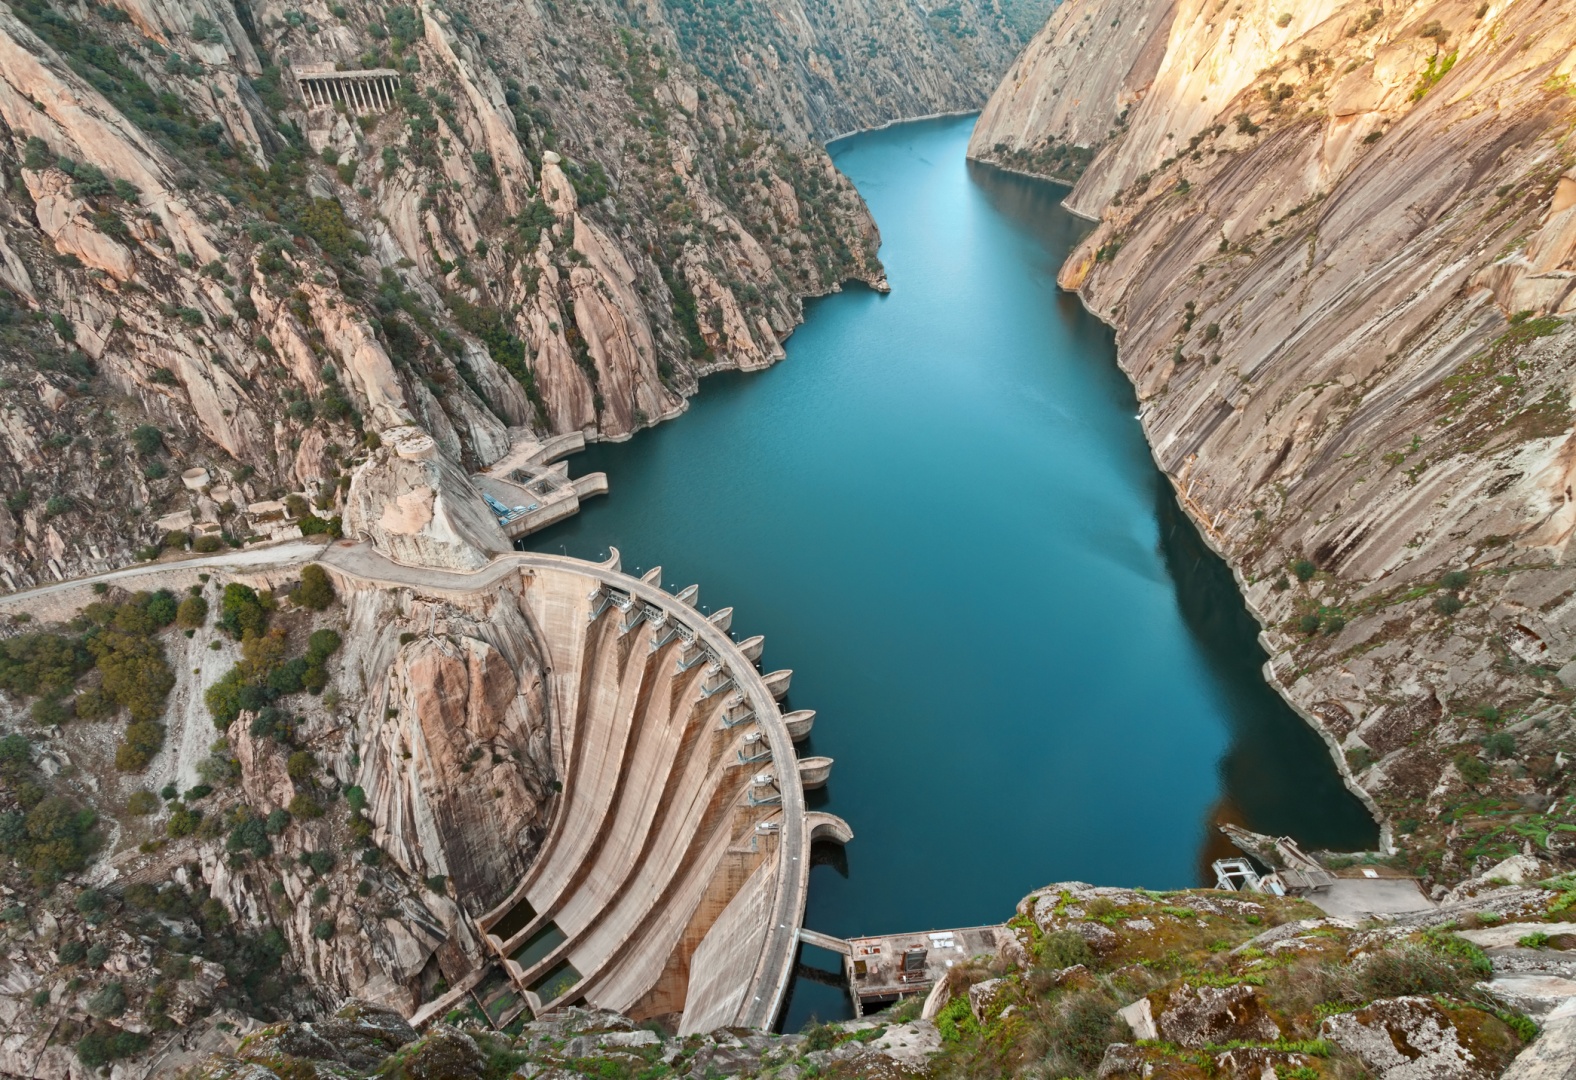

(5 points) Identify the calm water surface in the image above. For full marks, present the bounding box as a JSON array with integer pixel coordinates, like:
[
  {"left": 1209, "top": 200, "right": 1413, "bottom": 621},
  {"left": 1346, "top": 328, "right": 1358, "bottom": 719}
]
[{"left": 530, "top": 116, "right": 1376, "bottom": 1027}]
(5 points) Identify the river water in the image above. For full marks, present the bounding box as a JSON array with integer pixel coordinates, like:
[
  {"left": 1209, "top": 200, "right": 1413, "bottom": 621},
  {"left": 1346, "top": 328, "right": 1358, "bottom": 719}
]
[{"left": 529, "top": 115, "right": 1376, "bottom": 1027}]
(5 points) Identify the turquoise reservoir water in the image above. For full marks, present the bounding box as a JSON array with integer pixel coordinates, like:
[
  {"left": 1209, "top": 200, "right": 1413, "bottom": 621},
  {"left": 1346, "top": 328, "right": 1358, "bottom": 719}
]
[{"left": 530, "top": 116, "right": 1376, "bottom": 1026}]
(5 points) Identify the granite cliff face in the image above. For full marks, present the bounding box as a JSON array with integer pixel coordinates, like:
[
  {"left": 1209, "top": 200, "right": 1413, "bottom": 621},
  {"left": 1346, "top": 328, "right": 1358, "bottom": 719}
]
[
  {"left": 0, "top": 550, "right": 564, "bottom": 1074},
  {"left": 973, "top": 0, "right": 1576, "bottom": 882},
  {"left": 0, "top": 0, "right": 1043, "bottom": 591},
  {"left": 147, "top": 872, "right": 1576, "bottom": 1080}
]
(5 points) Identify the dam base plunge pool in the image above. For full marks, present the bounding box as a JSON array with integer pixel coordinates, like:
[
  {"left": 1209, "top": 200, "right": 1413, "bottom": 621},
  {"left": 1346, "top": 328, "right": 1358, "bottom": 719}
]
[{"left": 530, "top": 115, "right": 1376, "bottom": 1027}]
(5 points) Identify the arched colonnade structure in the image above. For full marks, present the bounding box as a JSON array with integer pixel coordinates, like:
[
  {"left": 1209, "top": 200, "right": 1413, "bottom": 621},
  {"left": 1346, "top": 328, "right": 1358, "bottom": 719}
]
[{"left": 292, "top": 66, "right": 402, "bottom": 112}]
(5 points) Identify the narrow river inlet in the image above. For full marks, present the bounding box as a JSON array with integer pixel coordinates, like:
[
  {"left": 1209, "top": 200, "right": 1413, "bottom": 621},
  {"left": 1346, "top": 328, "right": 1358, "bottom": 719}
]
[{"left": 530, "top": 115, "right": 1377, "bottom": 1026}]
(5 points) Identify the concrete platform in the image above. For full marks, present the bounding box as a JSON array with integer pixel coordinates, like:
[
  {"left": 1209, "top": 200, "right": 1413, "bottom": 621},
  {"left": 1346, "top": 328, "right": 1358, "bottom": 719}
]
[
  {"left": 1302, "top": 877, "right": 1436, "bottom": 920},
  {"left": 841, "top": 925, "right": 1006, "bottom": 1017},
  {"left": 473, "top": 430, "right": 607, "bottom": 540}
]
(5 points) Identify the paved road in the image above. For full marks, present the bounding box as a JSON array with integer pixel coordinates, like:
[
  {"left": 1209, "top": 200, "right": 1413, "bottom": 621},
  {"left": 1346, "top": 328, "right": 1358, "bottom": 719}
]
[
  {"left": 0, "top": 539, "right": 333, "bottom": 609},
  {"left": 3, "top": 537, "right": 812, "bottom": 1030}
]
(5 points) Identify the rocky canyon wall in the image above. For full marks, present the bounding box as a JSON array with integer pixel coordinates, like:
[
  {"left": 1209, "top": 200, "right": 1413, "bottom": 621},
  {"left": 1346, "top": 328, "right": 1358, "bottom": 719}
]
[
  {"left": 0, "top": 0, "right": 1041, "bottom": 591},
  {"left": 972, "top": 0, "right": 1576, "bottom": 885}
]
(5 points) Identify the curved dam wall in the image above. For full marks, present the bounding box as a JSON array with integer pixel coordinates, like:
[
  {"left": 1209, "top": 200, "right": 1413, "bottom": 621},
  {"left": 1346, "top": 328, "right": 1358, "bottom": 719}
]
[
  {"left": 389, "top": 550, "right": 837, "bottom": 1032},
  {"left": 0, "top": 536, "right": 844, "bottom": 1033}
]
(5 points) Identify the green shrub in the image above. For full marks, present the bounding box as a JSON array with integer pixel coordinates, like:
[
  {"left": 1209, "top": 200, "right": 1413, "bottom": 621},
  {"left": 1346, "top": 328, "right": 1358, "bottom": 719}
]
[
  {"left": 217, "top": 584, "right": 268, "bottom": 639},
  {"left": 289, "top": 794, "right": 323, "bottom": 819},
  {"left": 226, "top": 814, "right": 271, "bottom": 857},
  {"left": 286, "top": 750, "right": 317, "bottom": 780},
  {"left": 76, "top": 1026, "right": 146, "bottom": 1068},
  {"left": 166, "top": 806, "right": 202, "bottom": 838},
  {"left": 86, "top": 980, "right": 126, "bottom": 1018},
  {"left": 115, "top": 720, "right": 165, "bottom": 772},
  {"left": 302, "top": 627, "right": 340, "bottom": 662},
  {"left": 176, "top": 595, "right": 208, "bottom": 629},
  {"left": 0, "top": 793, "right": 100, "bottom": 885},
  {"left": 1292, "top": 558, "right": 1317, "bottom": 581},
  {"left": 129, "top": 425, "right": 163, "bottom": 454},
  {"left": 1456, "top": 752, "right": 1490, "bottom": 785},
  {"left": 126, "top": 790, "right": 160, "bottom": 815},
  {"left": 1038, "top": 929, "right": 1096, "bottom": 969},
  {"left": 1044, "top": 991, "right": 1127, "bottom": 1073},
  {"left": 85, "top": 942, "right": 109, "bottom": 967},
  {"left": 296, "top": 565, "right": 336, "bottom": 610},
  {"left": 1298, "top": 613, "right": 1322, "bottom": 635},
  {"left": 932, "top": 997, "right": 980, "bottom": 1046},
  {"left": 1482, "top": 731, "right": 1516, "bottom": 759},
  {"left": 1357, "top": 942, "right": 1475, "bottom": 1000},
  {"left": 1440, "top": 569, "right": 1472, "bottom": 590},
  {"left": 1434, "top": 592, "right": 1464, "bottom": 616},
  {"left": 59, "top": 939, "right": 86, "bottom": 963},
  {"left": 0, "top": 633, "right": 92, "bottom": 700},
  {"left": 205, "top": 667, "right": 249, "bottom": 728},
  {"left": 73, "top": 687, "right": 114, "bottom": 721},
  {"left": 312, "top": 919, "right": 336, "bottom": 940}
]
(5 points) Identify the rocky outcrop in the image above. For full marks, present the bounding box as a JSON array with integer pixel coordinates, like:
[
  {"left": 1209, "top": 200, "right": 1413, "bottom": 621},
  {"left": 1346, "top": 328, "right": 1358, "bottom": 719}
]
[
  {"left": 360, "top": 620, "right": 553, "bottom": 909},
  {"left": 972, "top": 0, "right": 1576, "bottom": 882},
  {"left": 1323, "top": 996, "right": 1519, "bottom": 1080},
  {"left": 343, "top": 427, "right": 511, "bottom": 572},
  {"left": 969, "top": 0, "right": 1174, "bottom": 181}
]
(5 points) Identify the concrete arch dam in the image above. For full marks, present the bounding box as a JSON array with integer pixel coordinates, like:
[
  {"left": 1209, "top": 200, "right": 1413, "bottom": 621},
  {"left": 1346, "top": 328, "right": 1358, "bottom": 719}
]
[
  {"left": 0, "top": 536, "right": 840, "bottom": 1032},
  {"left": 443, "top": 551, "right": 846, "bottom": 1033}
]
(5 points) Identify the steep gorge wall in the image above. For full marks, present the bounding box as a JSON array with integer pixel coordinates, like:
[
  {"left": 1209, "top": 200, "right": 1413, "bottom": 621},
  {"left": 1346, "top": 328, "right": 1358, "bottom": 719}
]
[
  {"left": 972, "top": 0, "right": 1576, "bottom": 884},
  {"left": 0, "top": 0, "right": 1040, "bottom": 592}
]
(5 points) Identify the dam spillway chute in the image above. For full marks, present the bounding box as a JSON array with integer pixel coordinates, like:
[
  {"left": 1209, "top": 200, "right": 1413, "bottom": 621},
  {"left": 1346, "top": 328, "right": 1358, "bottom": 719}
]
[
  {"left": 797, "top": 756, "right": 834, "bottom": 790},
  {"left": 783, "top": 709, "right": 815, "bottom": 741},
  {"left": 736, "top": 634, "right": 765, "bottom": 663},
  {"left": 762, "top": 669, "right": 792, "bottom": 700}
]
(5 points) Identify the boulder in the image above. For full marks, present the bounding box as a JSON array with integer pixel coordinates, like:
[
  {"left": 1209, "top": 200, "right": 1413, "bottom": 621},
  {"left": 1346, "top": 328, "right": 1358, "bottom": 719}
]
[
  {"left": 344, "top": 426, "right": 512, "bottom": 571},
  {"left": 1501, "top": 996, "right": 1576, "bottom": 1080},
  {"left": 382, "top": 1025, "right": 488, "bottom": 1080},
  {"left": 1065, "top": 920, "right": 1120, "bottom": 953},
  {"left": 1097, "top": 1043, "right": 1149, "bottom": 1079},
  {"left": 1155, "top": 984, "right": 1280, "bottom": 1048},
  {"left": 683, "top": 1039, "right": 762, "bottom": 1076},
  {"left": 1321, "top": 997, "right": 1519, "bottom": 1080},
  {"left": 312, "top": 1000, "right": 419, "bottom": 1070},
  {"left": 1117, "top": 997, "right": 1157, "bottom": 1040},
  {"left": 968, "top": 977, "right": 1005, "bottom": 1022},
  {"left": 236, "top": 1023, "right": 340, "bottom": 1067},
  {"left": 863, "top": 1021, "right": 942, "bottom": 1068}
]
